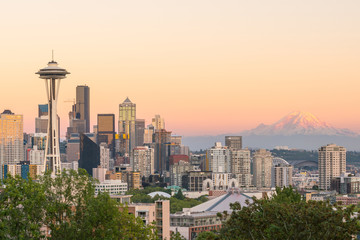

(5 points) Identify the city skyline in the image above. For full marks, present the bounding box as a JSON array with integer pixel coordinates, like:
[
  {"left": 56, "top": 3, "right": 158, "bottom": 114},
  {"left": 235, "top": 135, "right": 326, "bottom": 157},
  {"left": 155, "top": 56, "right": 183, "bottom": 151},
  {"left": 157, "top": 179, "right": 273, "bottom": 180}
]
[{"left": 1, "top": 1, "right": 360, "bottom": 137}]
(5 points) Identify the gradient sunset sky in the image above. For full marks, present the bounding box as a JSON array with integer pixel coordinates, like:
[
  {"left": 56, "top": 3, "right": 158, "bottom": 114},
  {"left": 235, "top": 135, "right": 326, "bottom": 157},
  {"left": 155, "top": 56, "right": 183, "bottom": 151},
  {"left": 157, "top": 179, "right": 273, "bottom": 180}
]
[{"left": 0, "top": 1, "right": 359, "bottom": 137}]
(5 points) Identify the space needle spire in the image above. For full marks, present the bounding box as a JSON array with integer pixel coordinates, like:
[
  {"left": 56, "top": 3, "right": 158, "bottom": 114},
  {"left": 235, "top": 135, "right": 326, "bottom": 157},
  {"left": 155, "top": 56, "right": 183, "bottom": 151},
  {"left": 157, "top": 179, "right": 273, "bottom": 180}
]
[{"left": 36, "top": 56, "right": 70, "bottom": 176}]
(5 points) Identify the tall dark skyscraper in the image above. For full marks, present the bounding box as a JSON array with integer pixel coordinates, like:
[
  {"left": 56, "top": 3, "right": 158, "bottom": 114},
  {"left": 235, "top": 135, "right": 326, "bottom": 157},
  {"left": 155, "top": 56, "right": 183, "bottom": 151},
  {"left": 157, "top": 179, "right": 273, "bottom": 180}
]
[
  {"left": 153, "top": 129, "right": 172, "bottom": 174},
  {"left": 79, "top": 133, "right": 100, "bottom": 176},
  {"left": 97, "top": 114, "right": 115, "bottom": 156},
  {"left": 135, "top": 119, "right": 145, "bottom": 147},
  {"left": 76, "top": 85, "right": 90, "bottom": 133},
  {"left": 225, "top": 136, "right": 242, "bottom": 150}
]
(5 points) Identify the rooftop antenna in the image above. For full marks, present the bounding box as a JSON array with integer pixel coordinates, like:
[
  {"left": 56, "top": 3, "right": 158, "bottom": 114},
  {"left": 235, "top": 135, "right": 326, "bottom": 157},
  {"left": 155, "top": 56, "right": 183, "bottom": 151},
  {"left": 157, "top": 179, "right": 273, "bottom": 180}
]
[{"left": 52, "top": 50, "right": 54, "bottom": 62}]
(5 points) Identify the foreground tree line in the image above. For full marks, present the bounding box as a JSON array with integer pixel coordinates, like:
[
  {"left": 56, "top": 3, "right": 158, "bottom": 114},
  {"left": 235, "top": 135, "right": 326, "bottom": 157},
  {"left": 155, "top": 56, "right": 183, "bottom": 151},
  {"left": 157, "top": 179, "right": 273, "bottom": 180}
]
[
  {"left": 196, "top": 186, "right": 360, "bottom": 240},
  {"left": 2, "top": 170, "right": 360, "bottom": 240},
  {"left": 0, "top": 169, "right": 156, "bottom": 239}
]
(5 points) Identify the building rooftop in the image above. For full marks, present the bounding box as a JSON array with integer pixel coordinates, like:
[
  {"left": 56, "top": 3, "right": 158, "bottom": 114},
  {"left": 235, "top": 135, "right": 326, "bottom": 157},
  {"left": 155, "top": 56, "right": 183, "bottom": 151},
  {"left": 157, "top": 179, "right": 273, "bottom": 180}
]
[
  {"left": 171, "top": 211, "right": 218, "bottom": 218},
  {"left": 2, "top": 109, "right": 14, "bottom": 115},
  {"left": 188, "top": 189, "right": 273, "bottom": 213},
  {"left": 148, "top": 191, "right": 171, "bottom": 198},
  {"left": 123, "top": 97, "right": 132, "bottom": 103}
]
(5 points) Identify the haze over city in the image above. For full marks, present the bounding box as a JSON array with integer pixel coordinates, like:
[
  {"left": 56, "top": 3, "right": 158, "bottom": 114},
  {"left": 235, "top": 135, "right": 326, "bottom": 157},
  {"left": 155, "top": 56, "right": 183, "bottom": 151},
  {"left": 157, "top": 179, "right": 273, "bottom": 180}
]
[{"left": 1, "top": 0, "right": 359, "bottom": 137}]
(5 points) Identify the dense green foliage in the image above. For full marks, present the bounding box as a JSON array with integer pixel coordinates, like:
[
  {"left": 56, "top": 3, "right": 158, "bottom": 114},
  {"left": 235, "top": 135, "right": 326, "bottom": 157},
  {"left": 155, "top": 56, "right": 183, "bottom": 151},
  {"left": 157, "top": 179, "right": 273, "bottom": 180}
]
[
  {"left": 0, "top": 169, "right": 156, "bottom": 240},
  {"left": 170, "top": 231, "right": 186, "bottom": 240},
  {"left": 217, "top": 186, "right": 360, "bottom": 240},
  {"left": 127, "top": 187, "right": 208, "bottom": 213},
  {"left": 170, "top": 195, "right": 208, "bottom": 214},
  {"left": 196, "top": 231, "right": 220, "bottom": 240}
]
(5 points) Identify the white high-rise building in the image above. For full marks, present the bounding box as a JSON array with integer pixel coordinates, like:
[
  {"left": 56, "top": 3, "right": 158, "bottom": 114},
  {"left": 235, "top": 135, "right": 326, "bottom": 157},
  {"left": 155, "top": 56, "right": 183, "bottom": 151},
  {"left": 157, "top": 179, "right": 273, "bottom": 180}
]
[
  {"left": 253, "top": 149, "right": 273, "bottom": 188},
  {"left": 231, "top": 148, "right": 251, "bottom": 186},
  {"left": 132, "top": 146, "right": 154, "bottom": 178},
  {"left": 99, "top": 143, "right": 110, "bottom": 170},
  {"left": 271, "top": 158, "right": 293, "bottom": 188},
  {"left": 206, "top": 142, "right": 231, "bottom": 173},
  {"left": 318, "top": 144, "right": 346, "bottom": 190},
  {"left": 29, "top": 146, "right": 45, "bottom": 165},
  {"left": 0, "top": 110, "right": 24, "bottom": 178}
]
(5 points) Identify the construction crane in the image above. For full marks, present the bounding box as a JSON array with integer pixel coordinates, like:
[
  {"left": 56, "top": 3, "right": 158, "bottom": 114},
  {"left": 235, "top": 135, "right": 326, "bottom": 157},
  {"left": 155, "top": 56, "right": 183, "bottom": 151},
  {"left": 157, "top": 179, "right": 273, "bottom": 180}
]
[{"left": 64, "top": 98, "right": 76, "bottom": 118}]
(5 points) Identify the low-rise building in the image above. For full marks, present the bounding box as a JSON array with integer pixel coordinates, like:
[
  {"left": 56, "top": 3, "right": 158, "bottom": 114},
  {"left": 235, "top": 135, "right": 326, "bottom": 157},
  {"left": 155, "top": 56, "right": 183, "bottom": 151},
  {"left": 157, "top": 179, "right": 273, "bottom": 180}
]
[
  {"left": 182, "top": 171, "right": 212, "bottom": 192},
  {"left": 126, "top": 200, "right": 170, "bottom": 240},
  {"left": 170, "top": 189, "right": 274, "bottom": 240},
  {"left": 95, "top": 180, "right": 128, "bottom": 195},
  {"left": 170, "top": 160, "right": 191, "bottom": 187},
  {"left": 171, "top": 211, "right": 221, "bottom": 240},
  {"left": 331, "top": 173, "right": 360, "bottom": 194}
]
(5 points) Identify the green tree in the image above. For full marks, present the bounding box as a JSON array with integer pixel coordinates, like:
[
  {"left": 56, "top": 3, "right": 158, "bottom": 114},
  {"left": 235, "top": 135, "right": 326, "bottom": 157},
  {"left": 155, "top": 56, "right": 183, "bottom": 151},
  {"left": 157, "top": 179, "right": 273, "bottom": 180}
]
[
  {"left": 196, "top": 231, "right": 220, "bottom": 240},
  {"left": 174, "top": 189, "right": 185, "bottom": 200},
  {"left": 41, "top": 169, "right": 156, "bottom": 239},
  {"left": 0, "top": 169, "right": 156, "bottom": 240},
  {"left": 219, "top": 186, "right": 360, "bottom": 240},
  {"left": 170, "top": 231, "right": 186, "bottom": 240},
  {"left": 0, "top": 174, "right": 46, "bottom": 239}
]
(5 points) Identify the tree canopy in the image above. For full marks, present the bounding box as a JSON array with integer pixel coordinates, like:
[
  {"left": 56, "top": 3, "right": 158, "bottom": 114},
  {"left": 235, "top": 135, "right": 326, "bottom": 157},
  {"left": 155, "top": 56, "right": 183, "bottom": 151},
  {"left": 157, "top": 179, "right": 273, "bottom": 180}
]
[
  {"left": 0, "top": 169, "right": 156, "bottom": 240},
  {"left": 127, "top": 187, "right": 208, "bottom": 214},
  {"left": 217, "top": 186, "right": 360, "bottom": 240}
]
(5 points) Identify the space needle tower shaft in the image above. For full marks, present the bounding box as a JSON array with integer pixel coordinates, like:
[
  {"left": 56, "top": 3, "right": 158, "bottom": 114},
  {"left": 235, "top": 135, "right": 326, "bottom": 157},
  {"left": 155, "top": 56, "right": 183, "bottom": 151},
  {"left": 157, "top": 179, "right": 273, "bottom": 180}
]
[{"left": 36, "top": 57, "right": 70, "bottom": 175}]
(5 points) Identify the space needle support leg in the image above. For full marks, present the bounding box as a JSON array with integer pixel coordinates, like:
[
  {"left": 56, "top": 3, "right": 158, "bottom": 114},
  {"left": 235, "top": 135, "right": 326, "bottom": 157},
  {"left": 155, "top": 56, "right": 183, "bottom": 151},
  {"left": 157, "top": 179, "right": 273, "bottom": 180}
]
[
  {"left": 43, "top": 79, "right": 50, "bottom": 173},
  {"left": 53, "top": 79, "right": 61, "bottom": 174}
]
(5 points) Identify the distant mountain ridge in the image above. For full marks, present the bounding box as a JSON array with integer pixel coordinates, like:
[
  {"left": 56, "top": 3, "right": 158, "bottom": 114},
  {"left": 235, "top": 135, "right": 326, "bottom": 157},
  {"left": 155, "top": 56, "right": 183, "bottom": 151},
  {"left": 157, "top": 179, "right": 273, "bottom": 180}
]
[
  {"left": 242, "top": 111, "right": 357, "bottom": 137},
  {"left": 182, "top": 111, "right": 360, "bottom": 151}
]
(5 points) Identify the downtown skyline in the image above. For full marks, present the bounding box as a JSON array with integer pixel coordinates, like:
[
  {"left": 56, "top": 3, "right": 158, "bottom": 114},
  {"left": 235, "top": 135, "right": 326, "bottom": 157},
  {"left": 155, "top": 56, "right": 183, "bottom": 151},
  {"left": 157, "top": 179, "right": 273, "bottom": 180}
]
[{"left": 1, "top": 1, "right": 360, "bottom": 137}]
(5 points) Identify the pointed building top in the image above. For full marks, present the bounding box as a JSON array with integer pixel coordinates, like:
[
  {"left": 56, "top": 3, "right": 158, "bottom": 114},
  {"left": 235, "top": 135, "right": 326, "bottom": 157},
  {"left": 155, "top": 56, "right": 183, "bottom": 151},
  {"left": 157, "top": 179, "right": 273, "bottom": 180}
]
[
  {"left": 123, "top": 97, "right": 132, "bottom": 103},
  {"left": 1, "top": 109, "right": 14, "bottom": 115}
]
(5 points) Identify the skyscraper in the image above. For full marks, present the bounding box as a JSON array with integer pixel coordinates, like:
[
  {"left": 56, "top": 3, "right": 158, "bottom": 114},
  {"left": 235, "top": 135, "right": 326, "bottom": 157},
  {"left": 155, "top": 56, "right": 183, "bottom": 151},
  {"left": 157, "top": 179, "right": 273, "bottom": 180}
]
[
  {"left": 135, "top": 119, "right": 145, "bottom": 147},
  {"left": 153, "top": 129, "right": 172, "bottom": 174},
  {"left": 272, "top": 161, "right": 293, "bottom": 188},
  {"left": 35, "top": 104, "right": 60, "bottom": 135},
  {"left": 38, "top": 104, "right": 48, "bottom": 117},
  {"left": 144, "top": 124, "right": 155, "bottom": 144},
  {"left": 225, "top": 136, "right": 242, "bottom": 150},
  {"left": 75, "top": 85, "right": 90, "bottom": 132},
  {"left": 36, "top": 59, "right": 70, "bottom": 175},
  {"left": 0, "top": 110, "right": 24, "bottom": 173},
  {"left": 118, "top": 97, "right": 136, "bottom": 155},
  {"left": 97, "top": 114, "right": 115, "bottom": 156},
  {"left": 253, "top": 149, "right": 273, "bottom": 188},
  {"left": 318, "top": 144, "right": 346, "bottom": 190},
  {"left": 79, "top": 133, "right": 100, "bottom": 176},
  {"left": 231, "top": 148, "right": 251, "bottom": 186},
  {"left": 152, "top": 114, "right": 165, "bottom": 130},
  {"left": 132, "top": 146, "right": 154, "bottom": 178},
  {"left": 205, "top": 142, "right": 231, "bottom": 173}
]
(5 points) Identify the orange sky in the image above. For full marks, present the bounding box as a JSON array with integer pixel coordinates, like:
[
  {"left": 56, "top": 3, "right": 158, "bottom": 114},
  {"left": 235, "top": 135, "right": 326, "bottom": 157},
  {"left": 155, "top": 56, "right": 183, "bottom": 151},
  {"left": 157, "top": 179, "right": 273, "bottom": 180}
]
[{"left": 0, "top": 1, "right": 359, "bottom": 137}]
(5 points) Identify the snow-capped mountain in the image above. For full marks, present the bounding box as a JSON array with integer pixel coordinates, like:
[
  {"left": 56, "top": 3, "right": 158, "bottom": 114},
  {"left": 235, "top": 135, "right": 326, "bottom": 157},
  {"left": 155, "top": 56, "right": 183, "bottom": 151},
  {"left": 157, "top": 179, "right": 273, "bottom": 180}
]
[
  {"left": 182, "top": 111, "right": 360, "bottom": 151},
  {"left": 243, "top": 111, "right": 357, "bottom": 136}
]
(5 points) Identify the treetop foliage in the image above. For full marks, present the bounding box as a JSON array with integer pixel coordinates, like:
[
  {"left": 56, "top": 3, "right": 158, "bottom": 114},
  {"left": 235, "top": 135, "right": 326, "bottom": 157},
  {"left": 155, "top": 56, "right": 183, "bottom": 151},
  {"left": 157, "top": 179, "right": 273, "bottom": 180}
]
[
  {"left": 217, "top": 186, "right": 360, "bottom": 240},
  {"left": 0, "top": 169, "right": 156, "bottom": 240}
]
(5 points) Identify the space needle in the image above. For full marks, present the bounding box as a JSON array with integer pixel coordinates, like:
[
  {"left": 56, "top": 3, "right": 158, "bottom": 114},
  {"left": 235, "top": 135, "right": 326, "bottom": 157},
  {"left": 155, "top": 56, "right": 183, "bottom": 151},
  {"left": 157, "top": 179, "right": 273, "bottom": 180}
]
[{"left": 36, "top": 55, "right": 70, "bottom": 175}]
